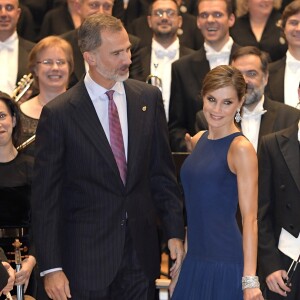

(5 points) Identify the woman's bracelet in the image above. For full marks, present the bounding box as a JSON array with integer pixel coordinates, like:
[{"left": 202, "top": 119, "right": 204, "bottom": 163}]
[{"left": 242, "top": 276, "right": 260, "bottom": 290}]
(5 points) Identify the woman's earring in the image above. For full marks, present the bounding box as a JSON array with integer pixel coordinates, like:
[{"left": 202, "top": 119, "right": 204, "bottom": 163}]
[{"left": 235, "top": 108, "right": 242, "bottom": 123}]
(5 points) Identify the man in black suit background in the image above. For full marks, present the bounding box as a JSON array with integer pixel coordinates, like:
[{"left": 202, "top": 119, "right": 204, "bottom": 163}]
[
  {"left": 195, "top": 46, "right": 300, "bottom": 153},
  {"left": 168, "top": 0, "right": 238, "bottom": 151},
  {"left": 128, "top": 0, "right": 204, "bottom": 50},
  {"left": 258, "top": 121, "right": 300, "bottom": 299},
  {"left": 61, "top": 0, "right": 144, "bottom": 88},
  {"left": 265, "top": 1, "right": 300, "bottom": 108},
  {"left": 31, "top": 14, "right": 184, "bottom": 300},
  {"left": 140, "top": 0, "right": 195, "bottom": 121},
  {"left": 0, "top": 0, "right": 35, "bottom": 97}
]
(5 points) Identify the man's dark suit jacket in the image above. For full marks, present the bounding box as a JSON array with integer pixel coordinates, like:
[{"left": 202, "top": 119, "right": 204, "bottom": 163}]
[
  {"left": 17, "top": 37, "right": 35, "bottom": 85},
  {"left": 230, "top": 10, "right": 287, "bottom": 62},
  {"left": 128, "top": 14, "right": 204, "bottom": 50},
  {"left": 195, "top": 97, "right": 300, "bottom": 152},
  {"left": 38, "top": 2, "right": 75, "bottom": 40},
  {"left": 168, "top": 42, "right": 240, "bottom": 152},
  {"left": 113, "top": 0, "right": 150, "bottom": 29},
  {"left": 265, "top": 56, "right": 286, "bottom": 103},
  {"left": 139, "top": 43, "right": 195, "bottom": 82},
  {"left": 258, "top": 123, "right": 300, "bottom": 280},
  {"left": 61, "top": 29, "right": 144, "bottom": 88},
  {"left": 31, "top": 78, "right": 185, "bottom": 291}
]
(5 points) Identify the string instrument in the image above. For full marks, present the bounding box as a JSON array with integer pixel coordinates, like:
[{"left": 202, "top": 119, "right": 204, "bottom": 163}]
[
  {"left": 6, "top": 240, "right": 36, "bottom": 300},
  {"left": 12, "top": 239, "right": 24, "bottom": 300},
  {"left": 11, "top": 74, "right": 34, "bottom": 103}
]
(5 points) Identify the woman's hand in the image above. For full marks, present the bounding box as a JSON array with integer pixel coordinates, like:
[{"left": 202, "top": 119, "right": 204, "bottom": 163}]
[
  {"left": 243, "top": 287, "right": 264, "bottom": 300},
  {"left": 169, "top": 270, "right": 179, "bottom": 297},
  {"left": 0, "top": 262, "right": 15, "bottom": 296},
  {"left": 15, "top": 255, "right": 36, "bottom": 292}
]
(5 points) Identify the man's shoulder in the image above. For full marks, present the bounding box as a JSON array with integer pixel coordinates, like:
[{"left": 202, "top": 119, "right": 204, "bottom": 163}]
[
  {"left": 265, "top": 97, "right": 300, "bottom": 119},
  {"left": 172, "top": 48, "right": 205, "bottom": 68},
  {"left": 19, "top": 36, "right": 36, "bottom": 49},
  {"left": 268, "top": 57, "right": 286, "bottom": 72},
  {"left": 60, "top": 29, "right": 77, "bottom": 43},
  {"left": 125, "top": 78, "right": 158, "bottom": 93}
]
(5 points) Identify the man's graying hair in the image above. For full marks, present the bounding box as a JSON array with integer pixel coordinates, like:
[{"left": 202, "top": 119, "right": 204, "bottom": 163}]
[{"left": 78, "top": 14, "right": 124, "bottom": 53}]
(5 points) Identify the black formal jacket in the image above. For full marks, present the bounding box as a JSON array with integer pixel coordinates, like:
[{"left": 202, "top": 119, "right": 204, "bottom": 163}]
[
  {"left": 128, "top": 13, "right": 204, "bottom": 50},
  {"left": 265, "top": 56, "right": 286, "bottom": 103},
  {"left": 38, "top": 3, "right": 75, "bottom": 40},
  {"left": 31, "top": 78, "right": 185, "bottom": 291},
  {"left": 230, "top": 9, "right": 287, "bottom": 62},
  {"left": 258, "top": 123, "right": 300, "bottom": 280},
  {"left": 195, "top": 97, "right": 300, "bottom": 152},
  {"left": 168, "top": 42, "right": 240, "bottom": 151},
  {"left": 61, "top": 29, "right": 144, "bottom": 88},
  {"left": 112, "top": 0, "right": 150, "bottom": 29},
  {"left": 139, "top": 43, "right": 195, "bottom": 82},
  {"left": 16, "top": 37, "right": 35, "bottom": 85}
]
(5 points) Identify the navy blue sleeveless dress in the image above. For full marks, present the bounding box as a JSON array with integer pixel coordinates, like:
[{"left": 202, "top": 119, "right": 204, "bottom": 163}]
[{"left": 172, "top": 131, "right": 244, "bottom": 299}]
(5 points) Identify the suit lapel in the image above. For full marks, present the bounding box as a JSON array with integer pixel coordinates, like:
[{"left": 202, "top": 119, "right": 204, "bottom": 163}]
[
  {"left": 69, "top": 81, "right": 121, "bottom": 180},
  {"left": 259, "top": 98, "right": 277, "bottom": 138},
  {"left": 277, "top": 124, "right": 300, "bottom": 193},
  {"left": 124, "top": 81, "right": 146, "bottom": 187}
]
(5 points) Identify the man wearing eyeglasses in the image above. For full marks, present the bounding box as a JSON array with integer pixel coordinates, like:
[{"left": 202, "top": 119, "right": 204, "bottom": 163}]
[
  {"left": 139, "top": 0, "right": 195, "bottom": 121},
  {"left": 61, "top": 0, "right": 144, "bottom": 88},
  {"left": 0, "top": 0, "right": 35, "bottom": 96},
  {"left": 168, "top": 0, "right": 238, "bottom": 151}
]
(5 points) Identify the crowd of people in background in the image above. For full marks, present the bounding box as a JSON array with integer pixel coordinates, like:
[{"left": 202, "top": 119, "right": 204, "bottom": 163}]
[{"left": 0, "top": 0, "right": 300, "bottom": 299}]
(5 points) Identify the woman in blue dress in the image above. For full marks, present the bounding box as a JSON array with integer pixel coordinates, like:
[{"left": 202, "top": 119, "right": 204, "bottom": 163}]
[{"left": 171, "top": 65, "right": 263, "bottom": 300}]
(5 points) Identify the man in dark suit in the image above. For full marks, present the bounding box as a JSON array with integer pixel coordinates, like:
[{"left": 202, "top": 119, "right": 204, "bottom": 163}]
[
  {"left": 31, "top": 14, "right": 184, "bottom": 300},
  {"left": 195, "top": 46, "right": 300, "bottom": 153},
  {"left": 128, "top": 0, "right": 204, "bottom": 50},
  {"left": 265, "top": 1, "right": 300, "bottom": 108},
  {"left": 61, "top": 0, "right": 144, "bottom": 88},
  {"left": 258, "top": 121, "right": 300, "bottom": 299},
  {"left": 0, "top": 0, "right": 35, "bottom": 97},
  {"left": 140, "top": 0, "right": 195, "bottom": 121},
  {"left": 168, "top": 0, "right": 238, "bottom": 151}
]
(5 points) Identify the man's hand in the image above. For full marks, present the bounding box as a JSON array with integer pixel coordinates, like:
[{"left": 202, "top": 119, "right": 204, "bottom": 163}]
[
  {"left": 266, "top": 270, "right": 291, "bottom": 296},
  {"left": 168, "top": 238, "right": 184, "bottom": 278},
  {"left": 44, "top": 270, "right": 71, "bottom": 300},
  {"left": 0, "top": 262, "right": 15, "bottom": 296}
]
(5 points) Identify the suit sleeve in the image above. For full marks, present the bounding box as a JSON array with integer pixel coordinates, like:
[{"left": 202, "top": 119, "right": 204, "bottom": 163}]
[
  {"left": 150, "top": 87, "right": 185, "bottom": 240},
  {"left": 257, "top": 135, "right": 283, "bottom": 279},
  {"left": 168, "top": 63, "right": 188, "bottom": 152},
  {"left": 31, "top": 105, "right": 65, "bottom": 272}
]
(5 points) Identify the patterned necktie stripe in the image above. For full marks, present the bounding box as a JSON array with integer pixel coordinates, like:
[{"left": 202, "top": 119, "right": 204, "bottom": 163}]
[{"left": 106, "top": 90, "right": 127, "bottom": 185}]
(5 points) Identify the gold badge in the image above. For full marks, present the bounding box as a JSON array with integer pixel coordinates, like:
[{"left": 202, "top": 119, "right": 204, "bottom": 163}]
[{"left": 142, "top": 106, "right": 147, "bottom": 111}]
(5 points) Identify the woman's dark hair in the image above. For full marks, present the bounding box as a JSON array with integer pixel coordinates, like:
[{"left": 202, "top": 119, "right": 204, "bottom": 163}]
[
  {"left": 0, "top": 91, "right": 21, "bottom": 146},
  {"left": 202, "top": 65, "right": 246, "bottom": 101}
]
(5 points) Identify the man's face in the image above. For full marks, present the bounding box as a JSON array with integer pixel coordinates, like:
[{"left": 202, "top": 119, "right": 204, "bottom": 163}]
[
  {"left": 147, "top": 0, "right": 182, "bottom": 40},
  {"left": 85, "top": 28, "right": 132, "bottom": 88},
  {"left": 232, "top": 54, "right": 268, "bottom": 106},
  {"left": 0, "top": 0, "right": 20, "bottom": 37},
  {"left": 284, "top": 12, "right": 300, "bottom": 50},
  {"left": 77, "top": 0, "right": 114, "bottom": 19},
  {"left": 197, "top": 0, "right": 235, "bottom": 50}
]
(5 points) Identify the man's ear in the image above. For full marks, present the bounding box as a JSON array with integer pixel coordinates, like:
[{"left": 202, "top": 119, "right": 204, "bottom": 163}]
[{"left": 83, "top": 51, "right": 96, "bottom": 66}]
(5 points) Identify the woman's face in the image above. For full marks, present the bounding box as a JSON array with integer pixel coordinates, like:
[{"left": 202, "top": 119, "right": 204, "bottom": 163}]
[
  {"left": 248, "top": 0, "right": 273, "bottom": 17},
  {"left": 203, "top": 85, "right": 242, "bottom": 129},
  {"left": 0, "top": 100, "right": 15, "bottom": 147},
  {"left": 35, "top": 46, "right": 70, "bottom": 91}
]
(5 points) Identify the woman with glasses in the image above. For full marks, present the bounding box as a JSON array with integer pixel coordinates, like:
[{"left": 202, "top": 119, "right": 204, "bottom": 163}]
[{"left": 18, "top": 36, "right": 74, "bottom": 157}]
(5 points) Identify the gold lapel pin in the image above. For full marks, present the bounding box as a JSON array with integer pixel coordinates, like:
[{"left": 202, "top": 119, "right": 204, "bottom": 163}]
[{"left": 142, "top": 106, "right": 147, "bottom": 111}]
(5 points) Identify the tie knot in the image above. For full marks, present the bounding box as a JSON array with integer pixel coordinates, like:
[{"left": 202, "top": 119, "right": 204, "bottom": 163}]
[{"left": 106, "top": 90, "right": 115, "bottom": 101}]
